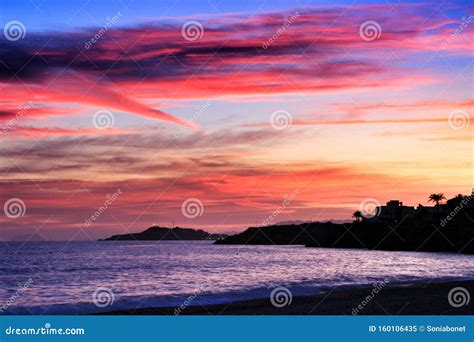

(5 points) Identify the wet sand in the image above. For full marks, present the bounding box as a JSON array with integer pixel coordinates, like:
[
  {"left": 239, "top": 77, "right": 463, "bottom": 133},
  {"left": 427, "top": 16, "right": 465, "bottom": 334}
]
[{"left": 105, "top": 279, "right": 473, "bottom": 315}]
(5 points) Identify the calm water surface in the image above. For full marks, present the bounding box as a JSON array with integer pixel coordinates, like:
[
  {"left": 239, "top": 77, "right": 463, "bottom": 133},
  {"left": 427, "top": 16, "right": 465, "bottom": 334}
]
[{"left": 1, "top": 241, "right": 473, "bottom": 314}]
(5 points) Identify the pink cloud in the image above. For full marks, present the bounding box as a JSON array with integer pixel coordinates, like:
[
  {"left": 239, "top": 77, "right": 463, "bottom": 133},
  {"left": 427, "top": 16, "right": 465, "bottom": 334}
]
[{"left": 1, "top": 3, "right": 469, "bottom": 130}]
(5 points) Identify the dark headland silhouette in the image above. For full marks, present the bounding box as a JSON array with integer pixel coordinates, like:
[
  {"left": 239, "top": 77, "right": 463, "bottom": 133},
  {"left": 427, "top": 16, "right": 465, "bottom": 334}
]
[
  {"left": 100, "top": 191, "right": 473, "bottom": 254},
  {"left": 216, "top": 191, "right": 474, "bottom": 254},
  {"left": 101, "top": 226, "right": 227, "bottom": 241}
]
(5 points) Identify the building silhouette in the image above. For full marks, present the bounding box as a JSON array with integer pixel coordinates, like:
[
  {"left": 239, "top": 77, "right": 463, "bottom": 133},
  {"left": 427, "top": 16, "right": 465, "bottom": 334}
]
[{"left": 365, "top": 190, "right": 474, "bottom": 224}]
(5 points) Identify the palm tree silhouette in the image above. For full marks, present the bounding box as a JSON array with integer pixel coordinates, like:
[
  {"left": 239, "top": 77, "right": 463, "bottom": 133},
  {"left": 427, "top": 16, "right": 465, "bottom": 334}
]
[
  {"left": 428, "top": 193, "right": 446, "bottom": 213},
  {"left": 352, "top": 210, "right": 363, "bottom": 222}
]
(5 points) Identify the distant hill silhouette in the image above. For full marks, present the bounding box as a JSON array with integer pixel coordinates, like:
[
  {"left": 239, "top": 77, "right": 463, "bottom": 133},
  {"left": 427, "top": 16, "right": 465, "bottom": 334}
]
[
  {"left": 215, "top": 222, "right": 354, "bottom": 246},
  {"left": 101, "top": 226, "right": 227, "bottom": 241}
]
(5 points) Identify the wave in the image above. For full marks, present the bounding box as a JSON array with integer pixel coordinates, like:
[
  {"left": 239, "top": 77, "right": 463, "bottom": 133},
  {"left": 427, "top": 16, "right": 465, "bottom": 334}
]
[{"left": 2, "top": 275, "right": 469, "bottom": 315}]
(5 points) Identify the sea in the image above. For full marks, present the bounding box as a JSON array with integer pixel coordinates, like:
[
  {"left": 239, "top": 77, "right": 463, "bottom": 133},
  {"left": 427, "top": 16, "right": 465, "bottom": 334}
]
[{"left": 1, "top": 241, "right": 473, "bottom": 314}]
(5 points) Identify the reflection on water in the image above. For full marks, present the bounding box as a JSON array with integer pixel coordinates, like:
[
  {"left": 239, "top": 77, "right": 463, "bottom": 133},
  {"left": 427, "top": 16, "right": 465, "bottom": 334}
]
[{"left": 1, "top": 241, "right": 473, "bottom": 314}]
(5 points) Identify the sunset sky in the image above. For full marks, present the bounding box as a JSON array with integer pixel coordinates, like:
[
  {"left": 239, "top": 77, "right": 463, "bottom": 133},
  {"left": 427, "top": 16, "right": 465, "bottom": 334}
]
[{"left": 0, "top": 0, "right": 472, "bottom": 240}]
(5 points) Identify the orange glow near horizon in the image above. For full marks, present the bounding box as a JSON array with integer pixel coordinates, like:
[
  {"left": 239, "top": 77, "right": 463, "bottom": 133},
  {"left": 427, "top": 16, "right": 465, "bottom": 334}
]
[{"left": 0, "top": 3, "right": 472, "bottom": 240}]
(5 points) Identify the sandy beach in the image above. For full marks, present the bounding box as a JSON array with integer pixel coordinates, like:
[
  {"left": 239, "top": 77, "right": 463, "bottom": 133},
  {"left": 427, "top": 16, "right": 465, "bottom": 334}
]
[{"left": 105, "top": 279, "right": 473, "bottom": 315}]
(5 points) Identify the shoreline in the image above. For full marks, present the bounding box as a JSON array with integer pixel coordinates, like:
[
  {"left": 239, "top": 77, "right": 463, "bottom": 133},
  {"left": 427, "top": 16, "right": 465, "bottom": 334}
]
[{"left": 103, "top": 279, "right": 473, "bottom": 315}]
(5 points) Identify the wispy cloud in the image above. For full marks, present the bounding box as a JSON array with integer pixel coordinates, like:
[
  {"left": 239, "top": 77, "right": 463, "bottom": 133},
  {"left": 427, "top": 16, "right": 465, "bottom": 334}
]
[{"left": 1, "top": 4, "right": 469, "bottom": 131}]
